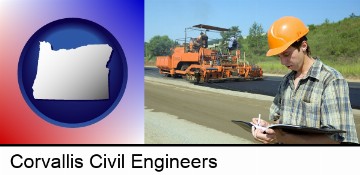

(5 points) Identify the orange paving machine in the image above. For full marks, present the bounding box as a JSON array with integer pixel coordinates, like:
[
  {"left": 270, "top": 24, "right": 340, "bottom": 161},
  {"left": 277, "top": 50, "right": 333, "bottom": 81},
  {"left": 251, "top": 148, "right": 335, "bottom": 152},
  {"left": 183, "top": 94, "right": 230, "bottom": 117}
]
[{"left": 156, "top": 24, "right": 263, "bottom": 83}]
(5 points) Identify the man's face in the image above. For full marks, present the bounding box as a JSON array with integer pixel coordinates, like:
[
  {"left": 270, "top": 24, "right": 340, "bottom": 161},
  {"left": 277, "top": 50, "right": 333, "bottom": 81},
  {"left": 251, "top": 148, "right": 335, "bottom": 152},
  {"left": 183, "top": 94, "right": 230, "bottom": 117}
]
[{"left": 277, "top": 46, "right": 304, "bottom": 72}]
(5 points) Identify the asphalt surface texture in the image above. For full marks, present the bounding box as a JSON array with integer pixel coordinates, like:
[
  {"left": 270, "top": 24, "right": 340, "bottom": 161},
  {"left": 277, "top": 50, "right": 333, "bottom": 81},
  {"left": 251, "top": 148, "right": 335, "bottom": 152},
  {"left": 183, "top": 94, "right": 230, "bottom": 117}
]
[
  {"left": 145, "top": 67, "right": 360, "bottom": 109},
  {"left": 145, "top": 74, "right": 360, "bottom": 143}
]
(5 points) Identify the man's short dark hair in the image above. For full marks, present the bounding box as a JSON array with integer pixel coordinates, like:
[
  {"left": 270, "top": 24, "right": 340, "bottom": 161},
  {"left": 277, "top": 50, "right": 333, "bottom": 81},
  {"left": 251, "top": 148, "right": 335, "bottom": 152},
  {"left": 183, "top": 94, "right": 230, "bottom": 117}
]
[{"left": 291, "top": 36, "right": 311, "bottom": 56}]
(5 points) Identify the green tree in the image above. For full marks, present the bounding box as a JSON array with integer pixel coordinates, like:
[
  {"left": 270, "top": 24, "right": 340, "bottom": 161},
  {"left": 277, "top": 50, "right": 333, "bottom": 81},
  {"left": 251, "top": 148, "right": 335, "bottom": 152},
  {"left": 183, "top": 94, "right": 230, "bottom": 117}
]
[
  {"left": 308, "top": 24, "right": 316, "bottom": 31},
  {"left": 174, "top": 40, "right": 180, "bottom": 47},
  {"left": 220, "top": 26, "right": 243, "bottom": 50},
  {"left": 247, "top": 22, "right": 267, "bottom": 59},
  {"left": 324, "top": 18, "right": 330, "bottom": 24},
  {"left": 145, "top": 35, "right": 174, "bottom": 60},
  {"left": 349, "top": 13, "right": 357, "bottom": 18}
]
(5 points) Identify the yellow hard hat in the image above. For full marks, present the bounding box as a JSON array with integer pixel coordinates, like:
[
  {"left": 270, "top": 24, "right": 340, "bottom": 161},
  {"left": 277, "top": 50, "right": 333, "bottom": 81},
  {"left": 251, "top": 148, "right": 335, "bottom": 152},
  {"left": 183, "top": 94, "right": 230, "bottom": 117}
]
[{"left": 266, "top": 16, "right": 309, "bottom": 56}]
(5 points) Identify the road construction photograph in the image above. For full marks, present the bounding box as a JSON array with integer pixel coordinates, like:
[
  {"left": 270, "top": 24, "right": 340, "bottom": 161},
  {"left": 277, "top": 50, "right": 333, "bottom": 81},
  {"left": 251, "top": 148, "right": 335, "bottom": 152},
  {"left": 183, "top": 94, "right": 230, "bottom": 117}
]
[{"left": 145, "top": 0, "right": 360, "bottom": 144}]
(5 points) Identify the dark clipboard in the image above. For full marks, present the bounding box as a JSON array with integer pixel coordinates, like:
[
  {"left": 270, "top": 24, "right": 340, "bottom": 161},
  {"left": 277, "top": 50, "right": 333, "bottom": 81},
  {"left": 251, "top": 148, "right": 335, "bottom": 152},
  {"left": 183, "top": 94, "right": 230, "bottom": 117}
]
[{"left": 231, "top": 120, "right": 346, "bottom": 135}]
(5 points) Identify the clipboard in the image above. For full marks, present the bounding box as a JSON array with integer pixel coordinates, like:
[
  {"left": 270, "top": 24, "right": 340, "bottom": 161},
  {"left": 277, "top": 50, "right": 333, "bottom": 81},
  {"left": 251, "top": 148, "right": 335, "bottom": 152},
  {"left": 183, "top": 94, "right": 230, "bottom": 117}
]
[{"left": 231, "top": 120, "right": 346, "bottom": 135}]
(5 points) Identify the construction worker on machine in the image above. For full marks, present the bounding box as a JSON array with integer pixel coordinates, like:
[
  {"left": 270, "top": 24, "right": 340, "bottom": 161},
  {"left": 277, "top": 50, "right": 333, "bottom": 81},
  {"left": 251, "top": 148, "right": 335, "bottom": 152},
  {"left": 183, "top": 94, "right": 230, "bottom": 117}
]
[
  {"left": 200, "top": 32, "right": 208, "bottom": 48},
  {"left": 196, "top": 32, "right": 208, "bottom": 48},
  {"left": 190, "top": 32, "right": 208, "bottom": 52},
  {"left": 251, "top": 16, "right": 358, "bottom": 144},
  {"left": 227, "top": 36, "right": 237, "bottom": 55},
  {"left": 189, "top": 38, "right": 199, "bottom": 52}
]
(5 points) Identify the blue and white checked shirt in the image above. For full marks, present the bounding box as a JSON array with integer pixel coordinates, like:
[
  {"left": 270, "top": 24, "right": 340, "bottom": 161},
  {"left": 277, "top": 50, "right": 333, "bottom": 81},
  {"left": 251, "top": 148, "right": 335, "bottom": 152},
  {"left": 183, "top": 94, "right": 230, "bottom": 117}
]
[{"left": 270, "top": 59, "right": 358, "bottom": 143}]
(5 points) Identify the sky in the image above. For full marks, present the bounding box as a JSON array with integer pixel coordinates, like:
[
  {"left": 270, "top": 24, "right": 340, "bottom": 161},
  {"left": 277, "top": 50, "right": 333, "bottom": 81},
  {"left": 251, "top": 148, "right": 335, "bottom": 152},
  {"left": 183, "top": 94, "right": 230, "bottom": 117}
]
[{"left": 145, "top": 0, "right": 360, "bottom": 42}]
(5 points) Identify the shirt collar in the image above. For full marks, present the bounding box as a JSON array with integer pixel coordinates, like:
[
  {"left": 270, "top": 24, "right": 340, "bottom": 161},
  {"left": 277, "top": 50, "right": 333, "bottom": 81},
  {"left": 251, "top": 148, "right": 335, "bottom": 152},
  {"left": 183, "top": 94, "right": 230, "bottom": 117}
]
[{"left": 307, "top": 58, "right": 322, "bottom": 80}]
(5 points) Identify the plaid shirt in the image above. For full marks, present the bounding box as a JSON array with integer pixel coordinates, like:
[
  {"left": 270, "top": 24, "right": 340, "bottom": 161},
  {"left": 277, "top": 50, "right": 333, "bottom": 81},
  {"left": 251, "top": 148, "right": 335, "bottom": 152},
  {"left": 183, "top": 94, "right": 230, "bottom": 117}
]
[{"left": 270, "top": 59, "right": 358, "bottom": 143}]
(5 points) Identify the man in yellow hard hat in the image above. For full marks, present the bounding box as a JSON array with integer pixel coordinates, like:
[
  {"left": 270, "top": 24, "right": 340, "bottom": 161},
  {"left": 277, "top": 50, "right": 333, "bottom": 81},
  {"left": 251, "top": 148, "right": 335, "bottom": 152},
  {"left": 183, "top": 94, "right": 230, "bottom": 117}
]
[{"left": 251, "top": 16, "right": 358, "bottom": 144}]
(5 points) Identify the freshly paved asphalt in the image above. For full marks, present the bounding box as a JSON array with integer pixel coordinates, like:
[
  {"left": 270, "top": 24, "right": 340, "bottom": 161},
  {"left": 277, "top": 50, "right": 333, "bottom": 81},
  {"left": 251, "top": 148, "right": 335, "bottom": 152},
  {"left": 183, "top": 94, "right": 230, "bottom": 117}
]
[{"left": 145, "top": 67, "right": 360, "bottom": 109}]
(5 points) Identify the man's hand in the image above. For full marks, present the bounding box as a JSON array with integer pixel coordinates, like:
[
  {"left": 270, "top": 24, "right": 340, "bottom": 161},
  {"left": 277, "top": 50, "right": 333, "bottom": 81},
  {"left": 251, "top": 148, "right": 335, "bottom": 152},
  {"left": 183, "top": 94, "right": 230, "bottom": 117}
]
[{"left": 251, "top": 118, "right": 277, "bottom": 144}]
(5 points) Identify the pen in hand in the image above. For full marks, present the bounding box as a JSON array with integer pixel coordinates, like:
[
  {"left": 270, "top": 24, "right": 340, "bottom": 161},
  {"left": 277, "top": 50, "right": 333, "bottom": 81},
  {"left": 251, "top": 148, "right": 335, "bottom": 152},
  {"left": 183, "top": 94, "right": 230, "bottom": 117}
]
[
  {"left": 258, "top": 114, "right": 267, "bottom": 134},
  {"left": 251, "top": 114, "right": 266, "bottom": 133}
]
